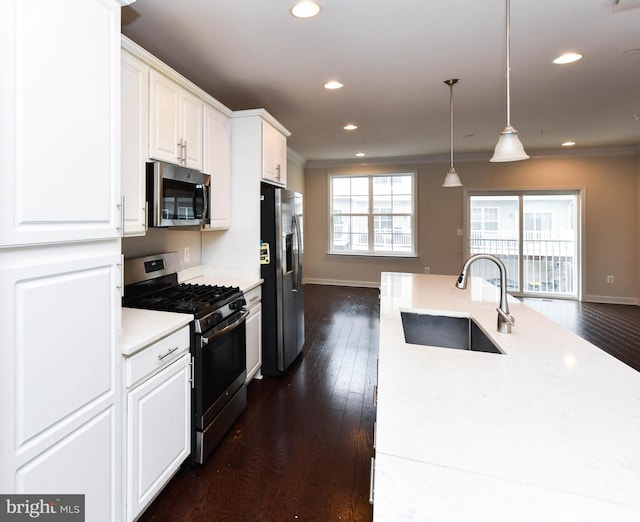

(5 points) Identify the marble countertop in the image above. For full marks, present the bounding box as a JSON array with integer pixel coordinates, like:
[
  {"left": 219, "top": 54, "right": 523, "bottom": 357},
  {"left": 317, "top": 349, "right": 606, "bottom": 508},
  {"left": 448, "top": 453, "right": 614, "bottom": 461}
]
[
  {"left": 374, "top": 272, "right": 640, "bottom": 521},
  {"left": 121, "top": 308, "right": 192, "bottom": 357}
]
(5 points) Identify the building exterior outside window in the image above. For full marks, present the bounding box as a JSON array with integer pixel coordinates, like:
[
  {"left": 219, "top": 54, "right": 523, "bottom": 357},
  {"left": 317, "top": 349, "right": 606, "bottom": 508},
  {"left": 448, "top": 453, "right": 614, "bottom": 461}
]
[{"left": 329, "top": 173, "right": 416, "bottom": 256}]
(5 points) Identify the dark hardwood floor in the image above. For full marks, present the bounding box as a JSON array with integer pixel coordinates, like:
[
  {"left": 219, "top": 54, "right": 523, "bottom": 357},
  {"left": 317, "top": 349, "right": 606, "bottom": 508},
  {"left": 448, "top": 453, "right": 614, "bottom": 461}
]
[
  {"left": 139, "top": 286, "right": 640, "bottom": 522},
  {"left": 140, "top": 284, "right": 379, "bottom": 522},
  {"left": 521, "top": 297, "right": 640, "bottom": 372}
]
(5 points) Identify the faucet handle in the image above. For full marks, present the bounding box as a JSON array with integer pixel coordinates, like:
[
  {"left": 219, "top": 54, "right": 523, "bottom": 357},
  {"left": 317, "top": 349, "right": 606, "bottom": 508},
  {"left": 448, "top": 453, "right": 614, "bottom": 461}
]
[
  {"left": 496, "top": 307, "right": 515, "bottom": 325},
  {"left": 496, "top": 307, "right": 515, "bottom": 333}
]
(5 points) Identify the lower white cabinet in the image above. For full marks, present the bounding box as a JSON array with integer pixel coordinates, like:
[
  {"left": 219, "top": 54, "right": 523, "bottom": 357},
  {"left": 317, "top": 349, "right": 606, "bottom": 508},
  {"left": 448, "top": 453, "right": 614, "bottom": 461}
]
[
  {"left": 124, "top": 326, "right": 191, "bottom": 521},
  {"left": 244, "top": 285, "right": 262, "bottom": 382},
  {"left": 0, "top": 247, "right": 123, "bottom": 521}
]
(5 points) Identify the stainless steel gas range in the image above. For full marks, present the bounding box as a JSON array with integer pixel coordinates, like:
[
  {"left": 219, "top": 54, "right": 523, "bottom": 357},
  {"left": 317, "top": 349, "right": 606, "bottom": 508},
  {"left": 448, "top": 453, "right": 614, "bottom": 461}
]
[{"left": 123, "top": 252, "right": 248, "bottom": 465}]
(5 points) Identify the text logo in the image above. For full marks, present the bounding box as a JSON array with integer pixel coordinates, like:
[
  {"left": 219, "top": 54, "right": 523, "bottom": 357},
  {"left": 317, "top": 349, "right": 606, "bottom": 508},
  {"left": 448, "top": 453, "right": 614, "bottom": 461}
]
[{"left": 0, "top": 495, "right": 84, "bottom": 521}]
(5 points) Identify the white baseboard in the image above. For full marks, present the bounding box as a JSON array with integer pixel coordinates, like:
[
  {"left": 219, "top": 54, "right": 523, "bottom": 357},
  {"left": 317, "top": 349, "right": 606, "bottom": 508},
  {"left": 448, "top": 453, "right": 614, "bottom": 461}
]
[
  {"left": 584, "top": 295, "right": 640, "bottom": 306},
  {"left": 303, "top": 277, "right": 380, "bottom": 289}
]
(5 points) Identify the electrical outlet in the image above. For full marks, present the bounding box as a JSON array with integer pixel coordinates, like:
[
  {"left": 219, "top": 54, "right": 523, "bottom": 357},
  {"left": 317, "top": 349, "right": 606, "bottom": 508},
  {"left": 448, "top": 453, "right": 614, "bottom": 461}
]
[
  {"left": 606, "top": 275, "right": 614, "bottom": 284},
  {"left": 184, "top": 247, "right": 190, "bottom": 263},
  {"left": 424, "top": 267, "right": 430, "bottom": 274}
]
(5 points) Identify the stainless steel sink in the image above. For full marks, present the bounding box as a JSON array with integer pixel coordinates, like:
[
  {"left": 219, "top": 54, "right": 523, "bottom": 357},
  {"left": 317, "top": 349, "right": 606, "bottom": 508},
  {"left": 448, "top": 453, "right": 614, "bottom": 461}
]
[{"left": 400, "top": 312, "right": 504, "bottom": 354}]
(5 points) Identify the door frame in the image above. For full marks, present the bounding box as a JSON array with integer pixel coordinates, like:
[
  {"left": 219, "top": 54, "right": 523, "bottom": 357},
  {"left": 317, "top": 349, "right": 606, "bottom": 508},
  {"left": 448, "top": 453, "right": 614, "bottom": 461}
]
[{"left": 462, "top": 188, "right": 585, "bottom": 301}]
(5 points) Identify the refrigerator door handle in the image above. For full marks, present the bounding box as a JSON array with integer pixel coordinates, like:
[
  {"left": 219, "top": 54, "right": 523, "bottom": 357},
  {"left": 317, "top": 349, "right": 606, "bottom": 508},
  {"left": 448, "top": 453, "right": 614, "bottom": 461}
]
[{"left": 293, "top": 214, "right": 302, "bottom": 292}]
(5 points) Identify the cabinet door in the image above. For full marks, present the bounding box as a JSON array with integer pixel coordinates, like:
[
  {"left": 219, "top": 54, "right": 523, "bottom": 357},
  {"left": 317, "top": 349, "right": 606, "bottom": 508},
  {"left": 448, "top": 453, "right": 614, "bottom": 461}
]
[
  {"left": 0, "top": 0, "right": 121, "bottom": 246},
  {"left": 148, "top": 70, "right": 182, "bottom": 165},
  {"left": 0, "top": 249, "right": 122, "bottom": 520},
  {"left": 127, "top": 354, "right": 191, "bottom": 521},
  {"left": 245, "top": 302, "right": 262, "bottom": 382},
  {"left": 121, "top": 51, "right": 149, "bottom": 237},
  {"left": 262, "top": 121, "right": 287, "bottom": 186},
  {"left": 203, "top": 105, "right": 231, "bottom": 230},
  {"left": 181, "top": 90, "right": 204, "bottom": 171}
]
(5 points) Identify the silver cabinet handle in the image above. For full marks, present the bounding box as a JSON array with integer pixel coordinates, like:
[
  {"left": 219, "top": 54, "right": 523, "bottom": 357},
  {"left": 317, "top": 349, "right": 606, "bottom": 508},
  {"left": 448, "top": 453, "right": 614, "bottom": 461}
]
[
  {"left": 369, "top": 457, "right": 375, "bottom": 505},
  {"left": 158, "top": 346, "right": 179, "bottom": 361},
  {"left": 177, "top": 138, "right": 184, "bottom": 164},
  {"left": 275, "top": 164, "right": 281, "bottom": 180},
  {"left": 117, "top": 195, "right": 124, "bottom": 237},
  {"left": 183, "top": 139, "right": 187, "bottom": 164}
]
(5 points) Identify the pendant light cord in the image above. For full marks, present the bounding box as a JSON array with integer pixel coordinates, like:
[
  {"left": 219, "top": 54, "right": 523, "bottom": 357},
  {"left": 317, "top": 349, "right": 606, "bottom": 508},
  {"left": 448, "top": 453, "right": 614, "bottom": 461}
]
[
  {"left": 505, "top": 0, "right": 511, "bottom": 128},
  {"left": 449, "top": 83, "right": 455, "bottom": 169}
]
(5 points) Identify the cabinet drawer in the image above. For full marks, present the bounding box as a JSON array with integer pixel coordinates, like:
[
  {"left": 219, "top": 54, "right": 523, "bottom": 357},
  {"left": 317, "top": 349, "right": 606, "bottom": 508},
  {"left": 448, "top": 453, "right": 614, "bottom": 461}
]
[
  {"left": 125, "top": 326, "right": 190, "bottom": 388},
  {"left": 244, "top": 285, "right": 261, "bottom": 309}
]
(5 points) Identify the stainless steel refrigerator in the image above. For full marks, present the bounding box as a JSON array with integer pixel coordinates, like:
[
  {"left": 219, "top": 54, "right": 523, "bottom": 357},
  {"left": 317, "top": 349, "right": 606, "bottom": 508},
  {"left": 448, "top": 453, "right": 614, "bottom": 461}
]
[{"left": 260, "top": 184, "right": 304, "bottom": 375}]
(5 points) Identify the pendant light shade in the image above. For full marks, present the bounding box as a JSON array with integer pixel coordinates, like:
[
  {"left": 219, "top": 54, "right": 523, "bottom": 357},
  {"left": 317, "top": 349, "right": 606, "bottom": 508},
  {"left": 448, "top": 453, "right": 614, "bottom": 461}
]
[
  {"left": 490, "top": 0, "right": 529, "bottom": 162},
  {"left": 443, "top": 79, "right": 462, "bottom": 187},
  {"left": 443, "top": 167, "right": 462, "bottom": 187}
]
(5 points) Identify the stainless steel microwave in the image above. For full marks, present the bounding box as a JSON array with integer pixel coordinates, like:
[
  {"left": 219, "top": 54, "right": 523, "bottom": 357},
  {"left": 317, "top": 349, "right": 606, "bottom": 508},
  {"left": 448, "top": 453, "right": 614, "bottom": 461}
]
[{"left": 146, "top": 161, "right": 211, "bottom": 227}]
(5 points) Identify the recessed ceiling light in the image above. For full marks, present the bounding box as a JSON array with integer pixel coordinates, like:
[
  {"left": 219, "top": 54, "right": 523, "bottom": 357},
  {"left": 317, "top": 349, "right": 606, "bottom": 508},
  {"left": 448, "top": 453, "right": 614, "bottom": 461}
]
[
  {"left": 324, "top": 80, "right": 343, "bottom": 90},
  {"left": 355, "top": 152, "right": 366, "bottom": 157},
  {"left": 553, "top": 52, "right": 583, "bottom": 65},
  {"left": 344, "top": 124, "right": 358, "bottom": 130},
  {"left": 290, "top": 1, "right": 320, "bottom": 19},
  {"left": 562, "top": 141, "right": 576, "bottom": 147}
]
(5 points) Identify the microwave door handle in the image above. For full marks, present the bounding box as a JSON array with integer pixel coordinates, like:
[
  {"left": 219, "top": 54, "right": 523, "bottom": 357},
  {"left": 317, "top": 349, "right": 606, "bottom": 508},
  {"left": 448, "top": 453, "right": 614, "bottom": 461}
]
[
  {"left": 202, "top": 185, "right": 208, "bottom": 222},
  {"left": 201, "top": 310, "right": 249, "bottom": 345}
]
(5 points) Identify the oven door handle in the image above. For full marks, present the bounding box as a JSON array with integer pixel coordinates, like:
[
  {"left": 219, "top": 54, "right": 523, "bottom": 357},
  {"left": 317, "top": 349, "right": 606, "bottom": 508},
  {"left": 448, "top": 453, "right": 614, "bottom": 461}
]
[{"left": 201, "top": 309, "right": 250, "bottom": 345}]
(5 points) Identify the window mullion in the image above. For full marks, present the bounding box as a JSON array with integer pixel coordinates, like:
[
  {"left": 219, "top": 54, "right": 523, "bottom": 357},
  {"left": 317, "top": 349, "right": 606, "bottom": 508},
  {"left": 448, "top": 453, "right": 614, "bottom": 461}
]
[{"left": 368, "top": 176, "right": 374, "bottom": 253}]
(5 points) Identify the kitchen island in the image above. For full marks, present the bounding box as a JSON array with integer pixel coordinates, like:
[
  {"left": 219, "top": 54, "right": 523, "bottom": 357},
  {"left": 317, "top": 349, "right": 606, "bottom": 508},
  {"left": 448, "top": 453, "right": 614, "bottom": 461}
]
[{"left": 374, "top": 272, "right": 640, "bottom": 521}]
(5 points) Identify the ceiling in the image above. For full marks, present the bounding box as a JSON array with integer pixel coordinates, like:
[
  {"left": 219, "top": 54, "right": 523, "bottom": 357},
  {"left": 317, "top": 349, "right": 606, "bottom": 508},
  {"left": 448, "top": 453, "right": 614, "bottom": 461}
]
[{"left": 121, "top": 0, "right": 640, "bottom": 163}]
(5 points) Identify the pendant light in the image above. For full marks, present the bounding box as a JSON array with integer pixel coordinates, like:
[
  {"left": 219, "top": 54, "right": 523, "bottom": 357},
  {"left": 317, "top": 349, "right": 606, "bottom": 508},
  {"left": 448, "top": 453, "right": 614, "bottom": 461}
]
[
  {"left": 490, "top": 0, "right": 529, "bottom": 162},
  {"left": 442, "top": 79, "right": 462, "bottom": 187}
]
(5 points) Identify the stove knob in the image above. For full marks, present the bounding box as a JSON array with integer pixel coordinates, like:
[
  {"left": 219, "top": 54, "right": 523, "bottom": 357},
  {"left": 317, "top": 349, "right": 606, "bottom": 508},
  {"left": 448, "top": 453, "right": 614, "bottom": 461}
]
[{"left": 230, "top": 298, "right": 246, "bottom": 311}]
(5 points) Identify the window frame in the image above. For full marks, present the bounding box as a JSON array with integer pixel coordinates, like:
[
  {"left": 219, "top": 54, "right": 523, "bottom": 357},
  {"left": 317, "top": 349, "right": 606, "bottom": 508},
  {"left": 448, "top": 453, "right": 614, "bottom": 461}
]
[{"left": 327, "top": 171, "right": 417, "bottom": 257}]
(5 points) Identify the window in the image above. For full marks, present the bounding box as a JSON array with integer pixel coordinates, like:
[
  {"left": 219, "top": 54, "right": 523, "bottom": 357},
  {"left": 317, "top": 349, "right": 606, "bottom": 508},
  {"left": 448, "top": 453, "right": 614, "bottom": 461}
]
[
  {"left": 329, "top": 172, "right": 416, "bottom": 256},
  {"left": 468, "top": 193, "right": 579, "bottom": 297},
  {"left": 471, "top": 207, "right": 499, "bottom": 232}
]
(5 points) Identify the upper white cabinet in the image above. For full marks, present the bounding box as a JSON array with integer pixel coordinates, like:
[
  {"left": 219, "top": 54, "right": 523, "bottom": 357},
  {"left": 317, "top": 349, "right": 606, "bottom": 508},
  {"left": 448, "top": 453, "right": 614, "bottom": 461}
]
[
  {"left": 203, "top": 104, "right": 232, "bottom": 230},
  {"left": 262, "top": 120, "right": 288, "bottom": 186},
  {"left": 201, "top": 109, "right": 289, "bottom": 279},
  {"left": 121, "top": 49, "right": 149, "bottom": 237},
  {"left": 0, "top": 0, "right": 122, "bottom": 247},
  {"left": 149, "top": 70, "right": 203, "bottom": 171},
  {"left": 231, "top": 110, "right": 290, "bottom": 187},
  {"left": 122, "top": 36, "right": 233, "bottom": 236}
]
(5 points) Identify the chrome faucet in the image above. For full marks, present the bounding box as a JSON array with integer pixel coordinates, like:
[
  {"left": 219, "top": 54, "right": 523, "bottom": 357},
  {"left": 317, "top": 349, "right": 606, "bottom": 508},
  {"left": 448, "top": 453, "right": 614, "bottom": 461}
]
[{"left": 455, "top": 254, "right": 515, "bottom": 333}]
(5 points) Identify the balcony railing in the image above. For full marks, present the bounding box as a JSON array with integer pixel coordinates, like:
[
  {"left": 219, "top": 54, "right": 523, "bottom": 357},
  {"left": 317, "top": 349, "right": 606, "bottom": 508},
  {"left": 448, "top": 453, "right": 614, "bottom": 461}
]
[
  {"left": 333, "top": 225, "right": 412, "bottom": 252},
  {"left": 469, "top": 230, "right": 576, "bottom": 295}
]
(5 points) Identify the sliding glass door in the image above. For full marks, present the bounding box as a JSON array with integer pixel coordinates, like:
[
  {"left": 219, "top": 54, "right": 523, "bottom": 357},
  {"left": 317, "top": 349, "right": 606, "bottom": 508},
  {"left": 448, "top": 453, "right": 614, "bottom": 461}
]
[{"left": 468, "top": 192, "right": 579, "bottom": 298}]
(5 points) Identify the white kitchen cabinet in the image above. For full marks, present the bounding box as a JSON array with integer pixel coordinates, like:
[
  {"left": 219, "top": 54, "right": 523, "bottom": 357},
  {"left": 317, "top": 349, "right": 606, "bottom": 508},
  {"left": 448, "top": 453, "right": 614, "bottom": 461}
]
[
  {"left": 203, "top": 104, "right": 232, "bottom": 230},
  {"left": 262, "top": 120, "right": 288, "bottom": 186},
  {"left": 0, "top": 0, "right": 122, "bottom": 247},
  {"left": 0, "top": 248, "right": 123, "bottom": 521},
  {"left": 124, "top": 326, "right": 191, "bottom": 522},
  {"left": 149, "top": 70, "right": 203, "bottom": 171},
  {"left": 121, "top": 48, "right": 149, "bottom": 237},
  {"left": 0, "top": 0, "right": 124, "bottom": 519},
  {"left": 244, "top": 285, "right": 263, "bottom": 381},
  {"left": 201, "top": 110, "right": 289, "bottom": 279}
]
